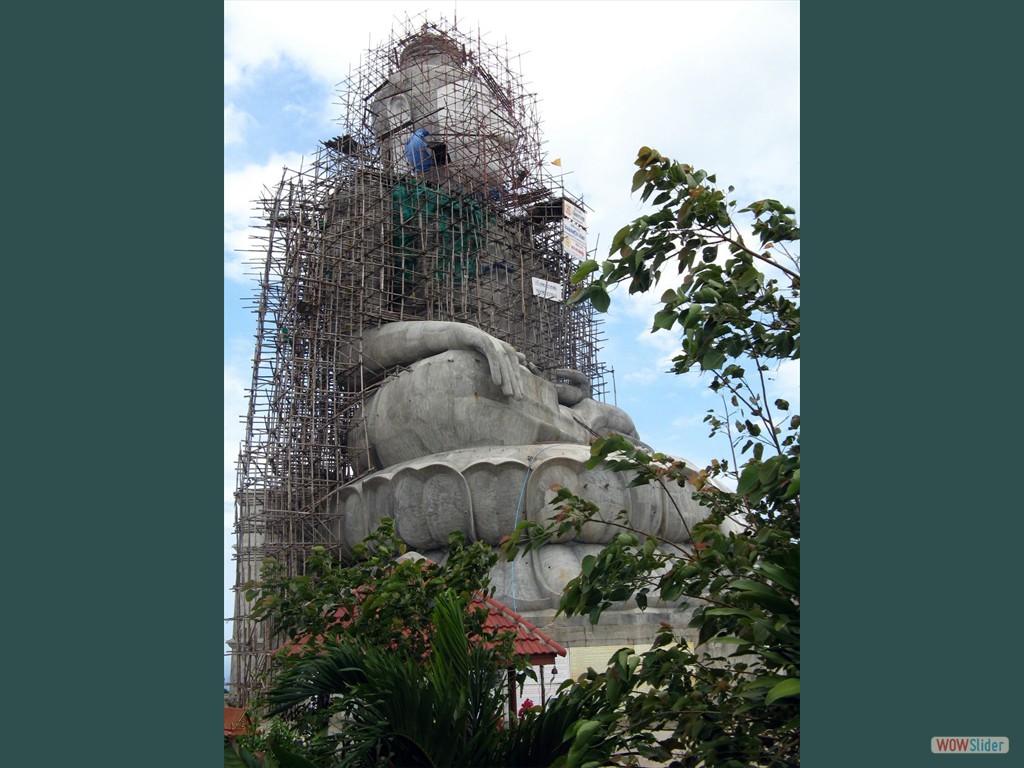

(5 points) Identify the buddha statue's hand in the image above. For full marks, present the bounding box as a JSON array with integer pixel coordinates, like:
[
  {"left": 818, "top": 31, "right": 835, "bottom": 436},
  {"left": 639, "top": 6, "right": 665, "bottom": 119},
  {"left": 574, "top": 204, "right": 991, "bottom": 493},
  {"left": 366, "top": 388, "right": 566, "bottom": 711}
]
[{"left": 461, "top": 327, "right": 524, "bottom": 400}]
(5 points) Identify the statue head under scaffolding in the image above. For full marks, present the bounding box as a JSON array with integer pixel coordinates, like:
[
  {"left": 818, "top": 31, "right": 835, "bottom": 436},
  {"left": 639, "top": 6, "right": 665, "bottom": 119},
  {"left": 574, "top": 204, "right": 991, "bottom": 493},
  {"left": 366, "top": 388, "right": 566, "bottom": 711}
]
[
  {"left": 369, "top": 27, "right": 526, "bottom": 197},
  {"left": 311, "top": 22, "right": 590, "bottom": 364}
]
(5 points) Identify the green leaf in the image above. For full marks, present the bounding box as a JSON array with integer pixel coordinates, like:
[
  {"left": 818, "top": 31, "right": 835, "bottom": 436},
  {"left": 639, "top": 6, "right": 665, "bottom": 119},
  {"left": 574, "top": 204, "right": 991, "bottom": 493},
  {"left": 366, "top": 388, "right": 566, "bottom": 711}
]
[
  {"left": 682, "top": 303, "right": 702, "bottom": 329},
  {"left": 701, "top": 350, "right": 726, "bottom": 371},
  {"left": 589, "top": 286, "right": 611, "bottom": 313},
  {"left": 269, "top": 739, "right": 322, "bottom": 768},
  {"left": 652, "top": 309, "right": 677, "bottom": 331},
  {"left": 728, "top": 579, "right": 780, "bottom": 597},
  {"left": 582, "top": 555, "right": 596, "bottom": 578},
  {"left": 736, "top": 462, "right": 760, "bottom": 495},
  {"left": 224, "top": 742, "right": 250, "bottom": 768},
  {"left": 611, "top": 224, "right": 631, "bottom": 249},
  {"left": 703, "top": 607, "right": 755, "bottom": 619},
  {"left": 736, "top": 266, "right": 762, "bottom": 290},
  {"left": 756, "top": 562, "right": 798, "bottom": 593},
  {"left": 758, "top": 456, "right": 780, "bottom": 485},
  {"left": 571, "top": 260, "right": 599, "bottom": 284},
  {"left": 782, "top": 468, "right": 800, "bottom": 499},
  {"left": 764, "top": 677, "right": 800, "bottom": 705},
  {"left": 728, "top": 579, "right": 794, "bottom": 613},
  {"left": 676, "top": 200, "right": 693, "bottom": 226},
  {"left": 631, "top": 168, "right": 648, "bottom": 193}
]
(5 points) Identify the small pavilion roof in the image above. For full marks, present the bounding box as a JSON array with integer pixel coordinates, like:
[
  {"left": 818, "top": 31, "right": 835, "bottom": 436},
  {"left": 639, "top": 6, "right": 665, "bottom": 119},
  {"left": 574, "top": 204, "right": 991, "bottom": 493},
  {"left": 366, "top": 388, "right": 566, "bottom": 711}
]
[
  {"left": 280, "top": 553, "right": 566, "bottom": 666},
  {"left": 224, "top": 706, "right": 252, "bottom": 737},
  {"left": 471, "top": 592, "right": 566, "bottom": 666}
]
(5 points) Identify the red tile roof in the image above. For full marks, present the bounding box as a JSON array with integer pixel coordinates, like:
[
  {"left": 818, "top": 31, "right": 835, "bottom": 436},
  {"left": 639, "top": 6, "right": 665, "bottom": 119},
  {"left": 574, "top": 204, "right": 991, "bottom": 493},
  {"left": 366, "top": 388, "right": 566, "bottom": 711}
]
[
  {"left": 279, "top": 554, "right": 566, "bottom": 666},
  {"left": 283, "top": 587, "right": 566, "bottom": 667},
  {"left": 471, "top": 593, "right": 567, "bottom": 665},
  {"left": 224, "top": 706, "right": 252, "bottom": 737}
]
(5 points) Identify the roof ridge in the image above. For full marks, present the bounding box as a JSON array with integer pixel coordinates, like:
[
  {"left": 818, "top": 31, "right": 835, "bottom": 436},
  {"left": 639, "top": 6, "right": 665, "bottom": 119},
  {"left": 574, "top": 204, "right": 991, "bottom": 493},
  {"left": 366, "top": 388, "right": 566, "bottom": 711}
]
[{"left": 473, "top": 592, "right": 567, "bottom": 656}]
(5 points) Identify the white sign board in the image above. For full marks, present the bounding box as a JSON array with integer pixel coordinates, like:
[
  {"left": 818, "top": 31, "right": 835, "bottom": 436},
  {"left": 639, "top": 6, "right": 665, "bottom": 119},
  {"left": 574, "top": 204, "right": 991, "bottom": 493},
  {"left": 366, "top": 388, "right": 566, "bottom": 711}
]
[
  {"left": 562, "top": 235, "right": 587, "bottom": 260},
  {"left": 532, "top": 277, "right": 562, "bottom": 301},
  {"left": 563, "top": 220, "right": 587, "bottom": 243},
  {"left": 562, "top": 198, "right": 588, "bottom": 260},
  {"left": 563, "top": 199, "right": 587, "bottom": 229}
]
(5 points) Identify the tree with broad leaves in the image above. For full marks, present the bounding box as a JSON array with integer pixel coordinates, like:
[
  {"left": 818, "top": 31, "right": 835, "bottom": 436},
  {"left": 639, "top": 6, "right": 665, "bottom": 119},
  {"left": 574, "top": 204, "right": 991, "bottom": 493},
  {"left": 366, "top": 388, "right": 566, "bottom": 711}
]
[{"left": 501, "top": 146, "right": 800, "bottom": 768}]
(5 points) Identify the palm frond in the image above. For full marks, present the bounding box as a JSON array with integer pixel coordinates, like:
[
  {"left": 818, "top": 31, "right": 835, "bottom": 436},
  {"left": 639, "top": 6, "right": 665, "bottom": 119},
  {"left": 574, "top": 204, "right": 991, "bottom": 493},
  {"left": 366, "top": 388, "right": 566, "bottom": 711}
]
[{"left": 264, "top": 590, "right": 515, "bottom": 767}]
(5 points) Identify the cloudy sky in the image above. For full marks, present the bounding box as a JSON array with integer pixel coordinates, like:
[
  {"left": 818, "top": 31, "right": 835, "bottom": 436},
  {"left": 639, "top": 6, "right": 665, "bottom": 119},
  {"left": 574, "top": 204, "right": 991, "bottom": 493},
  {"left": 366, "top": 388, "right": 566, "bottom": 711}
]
[{"left": 224, "top": 0, "right": 800, "bottom": 677}]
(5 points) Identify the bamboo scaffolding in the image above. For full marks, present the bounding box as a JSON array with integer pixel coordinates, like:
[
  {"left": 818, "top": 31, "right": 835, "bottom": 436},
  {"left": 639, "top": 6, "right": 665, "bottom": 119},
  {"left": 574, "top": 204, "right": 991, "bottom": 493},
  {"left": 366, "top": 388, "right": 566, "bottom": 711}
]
[{"left": 228, "top": 15, "right": 609, "bottom": 705}]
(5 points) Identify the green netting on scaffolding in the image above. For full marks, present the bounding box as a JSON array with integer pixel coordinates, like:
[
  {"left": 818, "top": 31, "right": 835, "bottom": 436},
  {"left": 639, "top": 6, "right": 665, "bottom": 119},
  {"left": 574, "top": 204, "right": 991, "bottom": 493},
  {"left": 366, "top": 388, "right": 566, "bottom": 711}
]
[{"left": 390, "top": 178, "right": 493, "bottom": 289}]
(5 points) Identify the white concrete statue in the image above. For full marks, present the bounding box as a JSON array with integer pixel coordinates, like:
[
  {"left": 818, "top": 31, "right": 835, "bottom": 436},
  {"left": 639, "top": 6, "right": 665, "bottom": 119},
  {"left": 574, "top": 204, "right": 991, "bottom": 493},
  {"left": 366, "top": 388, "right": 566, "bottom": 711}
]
[
  {"left": 348, "top": 321, "right": 644, "bottom": 472},
  {"left": 332, "top": 321, "right": 704, "bottom": 612}
]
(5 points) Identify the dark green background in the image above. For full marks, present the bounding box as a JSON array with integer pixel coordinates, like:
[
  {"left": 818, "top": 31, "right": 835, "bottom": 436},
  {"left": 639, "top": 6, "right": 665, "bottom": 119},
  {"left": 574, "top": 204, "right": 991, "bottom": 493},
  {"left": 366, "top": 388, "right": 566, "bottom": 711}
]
[
  {"left": 800, "top": 3, "right": 1022, "bottom": 765},
  {"left": 5, "top": 3, "right": 1020, "bottom": 764},
  {"left": 5, "top": 2, "right": 226, "bottom": 762}
]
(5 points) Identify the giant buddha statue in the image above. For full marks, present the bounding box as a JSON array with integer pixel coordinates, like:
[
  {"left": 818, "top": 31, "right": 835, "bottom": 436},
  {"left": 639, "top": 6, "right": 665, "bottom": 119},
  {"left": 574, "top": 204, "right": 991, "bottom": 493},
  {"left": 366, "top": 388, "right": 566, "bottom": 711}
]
[{"left": 311, "top": 27, "right": 708, "bottom": 615}]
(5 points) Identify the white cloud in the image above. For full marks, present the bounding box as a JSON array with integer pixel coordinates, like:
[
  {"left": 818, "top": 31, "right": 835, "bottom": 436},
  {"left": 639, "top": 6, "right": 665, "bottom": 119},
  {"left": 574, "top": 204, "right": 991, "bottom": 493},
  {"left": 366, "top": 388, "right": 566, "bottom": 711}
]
[
  {"left": 633, "top": 326, "right": 684, "bottom": 371},
  {"left": 622, "top": 367, "right": 661, "bottom": 386},
  {"left": 774, "top": 357, "right": 800, "bottom": 391},
  {"left": 671, "top": 411, "right": 710, "bottom": 430},
  {"left": 224, "top": 152, "right": 307, "bottom": 283},
  {"left": 224, "top": 103, "right": 251, "bottom": 146},
  {"left": 766, "top": 357, "right": 801, "bottom": 412}
]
